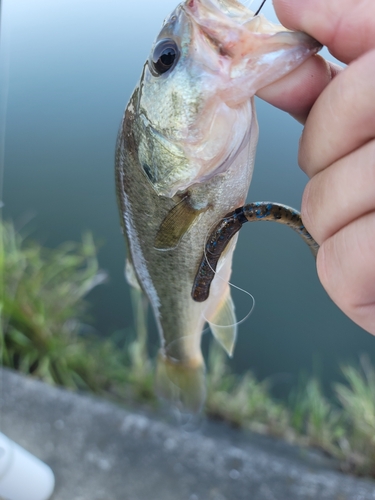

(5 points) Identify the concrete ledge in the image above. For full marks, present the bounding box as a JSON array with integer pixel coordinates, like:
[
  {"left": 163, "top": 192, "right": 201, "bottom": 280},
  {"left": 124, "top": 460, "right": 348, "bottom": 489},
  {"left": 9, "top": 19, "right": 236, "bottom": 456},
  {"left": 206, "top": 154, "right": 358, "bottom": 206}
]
[{"left": 1, "top": 368, "right": 374, "bottom": 500}]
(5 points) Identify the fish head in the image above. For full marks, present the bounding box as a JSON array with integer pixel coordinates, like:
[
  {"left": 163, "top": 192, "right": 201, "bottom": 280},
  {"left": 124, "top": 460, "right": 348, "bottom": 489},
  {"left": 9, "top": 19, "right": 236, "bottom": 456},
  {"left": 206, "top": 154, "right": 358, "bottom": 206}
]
[{"left": 135, "top": 0, "right": 321, "bottom": 198}]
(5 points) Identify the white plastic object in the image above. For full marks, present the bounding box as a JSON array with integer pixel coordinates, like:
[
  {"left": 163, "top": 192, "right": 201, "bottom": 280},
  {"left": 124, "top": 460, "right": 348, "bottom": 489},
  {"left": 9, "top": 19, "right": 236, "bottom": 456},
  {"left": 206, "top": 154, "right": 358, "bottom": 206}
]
[{"left": 0, "top": 432, "right": 55, "bottom": 500}]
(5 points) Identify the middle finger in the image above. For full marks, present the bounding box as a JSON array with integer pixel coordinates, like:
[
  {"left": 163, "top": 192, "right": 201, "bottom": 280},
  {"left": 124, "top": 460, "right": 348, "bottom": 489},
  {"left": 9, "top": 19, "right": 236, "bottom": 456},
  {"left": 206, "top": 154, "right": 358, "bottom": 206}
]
[
  {"left": 301, "top": 138, "right": 375, "bottom": 244},
  {"left": 299, "top": 49, "right": 375, "bottom": 177}
]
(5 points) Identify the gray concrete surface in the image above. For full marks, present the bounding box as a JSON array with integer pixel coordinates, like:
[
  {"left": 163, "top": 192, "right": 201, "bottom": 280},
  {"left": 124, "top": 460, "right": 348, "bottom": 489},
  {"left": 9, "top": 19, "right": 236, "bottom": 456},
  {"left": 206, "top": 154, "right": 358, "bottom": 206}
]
[{"left": 0, "top": 368, "right": 374, "bottom": 500}]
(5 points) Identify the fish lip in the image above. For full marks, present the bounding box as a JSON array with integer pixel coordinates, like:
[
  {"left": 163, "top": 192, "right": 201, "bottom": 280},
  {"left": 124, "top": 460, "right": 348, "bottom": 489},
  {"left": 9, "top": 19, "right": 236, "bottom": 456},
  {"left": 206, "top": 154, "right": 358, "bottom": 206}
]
[
  {"left": 182, "top": 0, "right": 321, "bottom": 52},
  {"left": 158, "top": 2, "right": 204, "bottom": 45}
]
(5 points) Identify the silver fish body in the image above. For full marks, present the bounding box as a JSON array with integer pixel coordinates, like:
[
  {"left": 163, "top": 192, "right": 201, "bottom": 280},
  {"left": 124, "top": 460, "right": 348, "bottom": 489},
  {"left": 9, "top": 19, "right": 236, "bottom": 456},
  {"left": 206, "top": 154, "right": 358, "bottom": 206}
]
[{"left": 116, "top": 0, "right": 321, "bottom": 410}]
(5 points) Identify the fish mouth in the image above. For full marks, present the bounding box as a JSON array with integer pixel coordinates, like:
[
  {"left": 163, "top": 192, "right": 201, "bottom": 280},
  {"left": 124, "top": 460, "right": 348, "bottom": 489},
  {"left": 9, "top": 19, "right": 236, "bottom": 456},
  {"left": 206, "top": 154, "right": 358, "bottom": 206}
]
[
  {"left": 185, "top": 0, "right": 254, "bottom": 21},
  {"left": 183, "top": 0, "right": 322, "bottom": 105}
]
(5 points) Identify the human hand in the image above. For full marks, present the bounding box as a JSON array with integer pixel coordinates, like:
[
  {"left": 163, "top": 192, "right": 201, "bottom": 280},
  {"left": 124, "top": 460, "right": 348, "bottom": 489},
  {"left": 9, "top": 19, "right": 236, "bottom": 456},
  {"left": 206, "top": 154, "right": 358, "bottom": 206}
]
[{"left": 256, "top": 0, "right": 375, "bottom": 335}]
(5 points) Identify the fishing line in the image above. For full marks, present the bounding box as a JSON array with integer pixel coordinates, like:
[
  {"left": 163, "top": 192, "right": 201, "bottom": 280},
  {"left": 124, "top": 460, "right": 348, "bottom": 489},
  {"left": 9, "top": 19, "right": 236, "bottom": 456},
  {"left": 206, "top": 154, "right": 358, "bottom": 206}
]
[
  {"left": 254, "top": 0, "right": 267, "bottom": 16},
  {"left": 202, "top": 280, "right": 255, "bottom": 330},
  {"left": 200, "top": 218, "right": 255, "bottom": 330}
]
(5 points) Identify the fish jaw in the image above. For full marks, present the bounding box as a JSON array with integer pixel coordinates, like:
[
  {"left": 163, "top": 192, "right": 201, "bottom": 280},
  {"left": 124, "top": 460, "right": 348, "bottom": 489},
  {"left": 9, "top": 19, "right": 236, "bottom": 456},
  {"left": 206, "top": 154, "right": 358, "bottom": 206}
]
[{"left": 183, "top": 0, "right": 322, "bottom": 106}]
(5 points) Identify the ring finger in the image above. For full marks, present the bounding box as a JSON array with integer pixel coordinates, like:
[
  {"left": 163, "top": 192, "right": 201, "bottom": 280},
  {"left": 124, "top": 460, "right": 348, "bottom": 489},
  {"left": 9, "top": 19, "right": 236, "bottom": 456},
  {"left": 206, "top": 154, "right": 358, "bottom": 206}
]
[{"left": 301, "top": 138, "right": 375, "bottom": 244}]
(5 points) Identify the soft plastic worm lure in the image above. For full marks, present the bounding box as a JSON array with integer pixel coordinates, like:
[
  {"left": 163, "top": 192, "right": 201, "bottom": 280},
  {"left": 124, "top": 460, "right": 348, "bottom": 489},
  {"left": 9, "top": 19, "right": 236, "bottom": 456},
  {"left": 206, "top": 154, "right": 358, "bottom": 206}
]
[{"left": 192, "top": 202, "right": 319, "bottom": 302}]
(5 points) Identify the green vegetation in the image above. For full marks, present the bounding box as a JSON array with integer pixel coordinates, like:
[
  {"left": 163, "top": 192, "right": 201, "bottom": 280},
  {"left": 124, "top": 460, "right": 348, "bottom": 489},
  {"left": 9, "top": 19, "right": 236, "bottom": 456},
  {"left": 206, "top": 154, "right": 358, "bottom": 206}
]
[
  {"left": 1, "top": 220, "right": 375, "bottom": 477},
  {"left": 206, "top": 348, "right": 375, "bottom": 477},
  {"left": 0, "top": 220, "right": 154, "bottom": 404}
]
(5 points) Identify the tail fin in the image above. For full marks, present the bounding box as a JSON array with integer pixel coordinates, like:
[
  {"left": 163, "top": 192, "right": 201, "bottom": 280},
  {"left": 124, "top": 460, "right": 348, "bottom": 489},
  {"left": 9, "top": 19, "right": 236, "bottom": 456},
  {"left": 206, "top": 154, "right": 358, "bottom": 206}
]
[{"left": 155, "top": 351, "right": 206, "bottom": 413}]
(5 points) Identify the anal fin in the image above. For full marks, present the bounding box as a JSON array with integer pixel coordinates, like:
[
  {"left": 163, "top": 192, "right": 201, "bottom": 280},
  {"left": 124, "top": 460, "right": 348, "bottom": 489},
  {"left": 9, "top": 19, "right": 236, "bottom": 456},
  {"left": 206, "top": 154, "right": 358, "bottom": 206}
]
[
  {"left": 154, "top": 196, "right": 205, "bottom": 250},
  {"left": 125, "top": 258, "right": 141, "bottom": 290},
  {"left": 207, "top": 292, "right": 237, "bottom": 357}
]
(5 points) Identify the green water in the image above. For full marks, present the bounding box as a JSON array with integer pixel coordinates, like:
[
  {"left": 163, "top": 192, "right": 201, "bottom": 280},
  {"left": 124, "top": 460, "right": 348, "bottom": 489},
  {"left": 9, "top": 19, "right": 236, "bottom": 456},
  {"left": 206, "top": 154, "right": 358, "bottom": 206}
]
[{"left": 2, "top": 0, "right": 374, "bottom": 397}]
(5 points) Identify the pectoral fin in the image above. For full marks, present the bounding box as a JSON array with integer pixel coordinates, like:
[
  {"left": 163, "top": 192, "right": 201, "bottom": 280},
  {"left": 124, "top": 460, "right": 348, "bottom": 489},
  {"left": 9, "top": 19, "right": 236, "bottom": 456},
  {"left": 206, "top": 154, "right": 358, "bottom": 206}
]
[
  {"left": 208, "top": 292, "right": 237, "bottom": 357},
  {"left": 154, "top": 197, "right": 204, "bottom": 250}
]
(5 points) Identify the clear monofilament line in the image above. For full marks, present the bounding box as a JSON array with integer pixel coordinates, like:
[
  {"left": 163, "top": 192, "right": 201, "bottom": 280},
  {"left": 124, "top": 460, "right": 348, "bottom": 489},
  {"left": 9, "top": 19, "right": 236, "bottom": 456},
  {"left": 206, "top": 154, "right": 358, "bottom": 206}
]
[
  {"left": 201, "top": 219, "right": 255, "bottom": 330},
  {"left": 254, "top": 0, "right": 267, "bottom": 16}
]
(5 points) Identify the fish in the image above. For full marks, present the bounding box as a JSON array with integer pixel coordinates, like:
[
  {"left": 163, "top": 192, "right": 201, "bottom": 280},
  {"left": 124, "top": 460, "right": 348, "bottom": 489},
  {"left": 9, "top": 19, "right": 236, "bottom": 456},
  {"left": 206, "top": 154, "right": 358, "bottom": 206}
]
[{"left": 115, "top": 0, "right": 321, "bottom": 411}]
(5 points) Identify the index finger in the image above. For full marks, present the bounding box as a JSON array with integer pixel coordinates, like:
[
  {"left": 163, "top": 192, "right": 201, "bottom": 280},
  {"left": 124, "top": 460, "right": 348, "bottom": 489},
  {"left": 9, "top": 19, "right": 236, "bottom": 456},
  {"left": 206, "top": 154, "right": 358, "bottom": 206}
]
[
  {"left": 273, "top": 0, "right": 375, "bottom": 64},
  {"left": 256, "top": 55, "right": 341, "bottom": 124}
]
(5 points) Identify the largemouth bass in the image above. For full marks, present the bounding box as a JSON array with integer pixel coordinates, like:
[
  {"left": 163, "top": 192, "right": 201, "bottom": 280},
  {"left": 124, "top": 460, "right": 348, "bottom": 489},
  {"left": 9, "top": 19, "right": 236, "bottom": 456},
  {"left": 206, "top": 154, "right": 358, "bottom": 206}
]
[{"left": 115, "top": 0, "right": 321, "bottom": 411}]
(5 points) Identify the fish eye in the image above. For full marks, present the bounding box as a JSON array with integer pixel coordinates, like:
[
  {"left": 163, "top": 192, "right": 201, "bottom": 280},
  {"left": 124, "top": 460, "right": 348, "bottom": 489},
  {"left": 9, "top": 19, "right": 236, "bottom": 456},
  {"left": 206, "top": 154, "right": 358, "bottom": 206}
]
[{"left": 151, "top": 39, "right": 179, "bottom": 76}]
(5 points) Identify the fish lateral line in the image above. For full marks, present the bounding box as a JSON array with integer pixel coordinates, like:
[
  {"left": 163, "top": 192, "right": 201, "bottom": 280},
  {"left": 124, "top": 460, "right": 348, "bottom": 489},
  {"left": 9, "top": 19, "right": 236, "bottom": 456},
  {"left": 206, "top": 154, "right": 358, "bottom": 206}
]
[{"left": 192, "top": 201, "right": 320, "bottom": 303}]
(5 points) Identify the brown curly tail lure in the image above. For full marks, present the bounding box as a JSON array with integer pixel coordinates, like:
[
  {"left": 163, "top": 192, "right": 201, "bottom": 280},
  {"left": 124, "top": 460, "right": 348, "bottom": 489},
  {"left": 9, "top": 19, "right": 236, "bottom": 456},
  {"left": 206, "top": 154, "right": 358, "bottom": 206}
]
[{"left": 192, "top": 202, "right": 319, "bottom": 303}]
